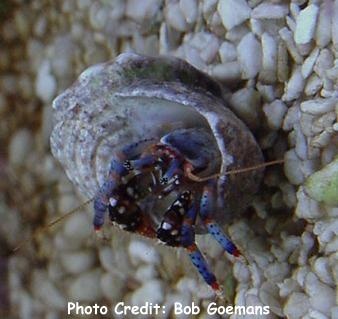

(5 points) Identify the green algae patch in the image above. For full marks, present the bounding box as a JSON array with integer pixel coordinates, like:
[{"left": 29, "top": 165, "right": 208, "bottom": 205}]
[{"left": 305, "top": 157, "right": 338, "bottom": 206}]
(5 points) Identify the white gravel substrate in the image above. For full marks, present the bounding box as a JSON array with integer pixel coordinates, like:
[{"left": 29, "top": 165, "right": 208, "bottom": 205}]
[{"left": 1, "top": 0, "right": 337, "bottom": 318}]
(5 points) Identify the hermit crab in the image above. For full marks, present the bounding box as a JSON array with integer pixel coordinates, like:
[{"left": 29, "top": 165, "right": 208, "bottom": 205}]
[{"left": 50, "top": 53, "right": 264, "bottom": 294}]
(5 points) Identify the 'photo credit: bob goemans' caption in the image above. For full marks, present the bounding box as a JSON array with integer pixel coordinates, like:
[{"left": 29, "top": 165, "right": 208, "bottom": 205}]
[{"left": 67, "top": 301, "right": 271, "bottom": 317}]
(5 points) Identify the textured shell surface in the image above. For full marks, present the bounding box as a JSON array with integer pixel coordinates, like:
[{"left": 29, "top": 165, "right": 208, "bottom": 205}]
[{"left": 50, "top": 53, "right": 264, "bottom": 226}]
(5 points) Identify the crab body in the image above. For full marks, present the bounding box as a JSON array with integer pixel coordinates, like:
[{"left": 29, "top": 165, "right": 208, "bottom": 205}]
[{"left": 93, "top": 127, "right": 240, "bottom": 293}]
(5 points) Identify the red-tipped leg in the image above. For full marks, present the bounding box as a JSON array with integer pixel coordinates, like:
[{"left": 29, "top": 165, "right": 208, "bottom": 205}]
[
  {"left": 200, "top": 182, "right": 242, "bottom": 258},
  {"left": 185, "top": 243, "right": 223, "bottom": 295},
  {"left": 180, "top": 203, "right": 223, "bottom": 296}
]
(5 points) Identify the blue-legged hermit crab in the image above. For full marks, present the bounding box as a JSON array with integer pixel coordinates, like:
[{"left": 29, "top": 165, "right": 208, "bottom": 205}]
[{"left": 50, "top": 53, "right": 264, "bottom": 295}]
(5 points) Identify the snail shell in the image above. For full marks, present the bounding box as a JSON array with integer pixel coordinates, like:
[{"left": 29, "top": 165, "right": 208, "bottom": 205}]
[{"left": 50, "top": 53, "right": 264, "bottom": 225}]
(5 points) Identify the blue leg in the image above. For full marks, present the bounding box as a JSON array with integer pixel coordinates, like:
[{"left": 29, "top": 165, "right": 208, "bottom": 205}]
[
  {"left": 180, "top": 202, "right": 222, "bottom": 295},
  {"left": 127, "top": 155, "right": 157, "bottom": 172},
  {"left": 160, "top": 158, "right": 182, "bottom": 185},
  {"left": 217, "top": 175, "right": 227, "bottom": 211},
  {"left": 118, "top": 138, "right": 158, "bottom": 173},
  {"left": 93, "top": 138, "right": 156, "bottom": 231},
  {"left": 200, "top": 180, "right": 240, "bottom": 257},
  {"left": 93, "top": 195, "right": 108, "bottom": 231},
  {"left": 93, "top": 161, "right": 124, "bottom": 231},
  {"left": 121, "top": 138, "right": 156, "bottom": 159}
]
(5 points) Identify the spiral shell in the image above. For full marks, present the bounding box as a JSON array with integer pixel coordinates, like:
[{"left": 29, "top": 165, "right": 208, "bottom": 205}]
[{"left": 50, "top": 53, "right": 264, "bottom": 221}]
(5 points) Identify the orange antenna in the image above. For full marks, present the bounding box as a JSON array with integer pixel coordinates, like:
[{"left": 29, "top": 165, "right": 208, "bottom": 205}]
[
  {"left": 224, "top": 158, "right": 284, "bottom": 175},
  {"left": 12, "top": 197, "right": 94, "bottom": 253},
  {"left": 187, "top": 159, "right": 284, "bottom": 182}
]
